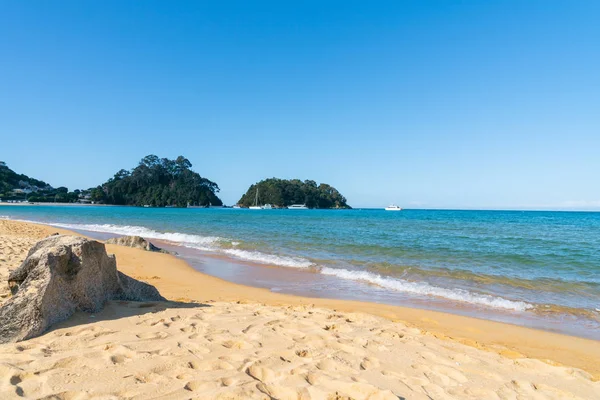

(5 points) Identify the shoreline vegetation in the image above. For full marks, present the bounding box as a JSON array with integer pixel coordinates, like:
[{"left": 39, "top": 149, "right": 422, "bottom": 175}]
[{"left": 1, "top": 156, "right": 352, "bottom": 209}]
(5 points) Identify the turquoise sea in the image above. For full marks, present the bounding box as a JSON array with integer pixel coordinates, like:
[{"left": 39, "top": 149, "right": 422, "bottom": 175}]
[{"left": 2, "top": 206, "right": 599, "bottom": 339}]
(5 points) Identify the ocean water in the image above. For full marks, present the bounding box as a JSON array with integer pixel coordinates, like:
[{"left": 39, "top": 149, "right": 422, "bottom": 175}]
[{"left": 2, "top": 205, "right": 599, "bottom": 339}]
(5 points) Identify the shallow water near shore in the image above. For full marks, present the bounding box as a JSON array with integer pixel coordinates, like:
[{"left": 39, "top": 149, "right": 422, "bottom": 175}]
[{"left": 2, "top": 205, "right": 599, "bottom": 339}]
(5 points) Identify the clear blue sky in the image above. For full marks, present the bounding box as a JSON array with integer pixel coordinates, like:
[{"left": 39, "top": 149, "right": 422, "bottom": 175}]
[{"left": 1, "top": 1, "right": 599, "bottom": 209}]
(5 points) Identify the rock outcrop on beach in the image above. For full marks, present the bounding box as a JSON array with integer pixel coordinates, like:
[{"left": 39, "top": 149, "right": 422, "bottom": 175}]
[
  {"left": 0, "top": 235, "right": 165, "bottom": 343},
  {"left": 106, "top": 235, "right": 172, "bottom": 254}
]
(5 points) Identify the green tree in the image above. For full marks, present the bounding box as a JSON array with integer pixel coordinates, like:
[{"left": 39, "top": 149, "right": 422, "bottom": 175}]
[{"left": 90, "top": 186, "right": 106, "bottom": 203}]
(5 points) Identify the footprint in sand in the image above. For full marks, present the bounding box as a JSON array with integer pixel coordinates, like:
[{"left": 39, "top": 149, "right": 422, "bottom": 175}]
[
  {"left": 103, "top": 345, "right": 135, "bottom": 365},
  {"left": 179, "top": 341, "right": 209, "bottom": 354},
  {"left": 247, "top": 365, "right": 277, "bottom": 383},
  {"left": 331, "top": 341, "right": 366, "bottom": 357},
  {"left": 110, "top": 354, "right": 130, "bottom": 364},
  {"left": 184, "top": 380, "right": 219, "bottom": 392},
  {"left": 221, "top": 377, "right": 237, "bottom": 387},
  {"left": 188, "top": 360, "right": 234, "bottom": 371},
  {"left": 135, "top": 331, "right": 169, "bottom": 340},
  {"left": 377, "top": 329, "right": 405, "bottom": 340},
  {"left": 295, "top": 349, "right": 312, "bottom": 358},
  {"left": 316, "top": 358, "right": 353, "bottom": 374},
  {"left": 150, "top": 319, "right": 172, "bottom": 328},
  {"left": 142, "top": 346, "right": 173, "bottom": 356},
  {"left": 242, "top": 324, "right": 259, "bottom": 334},
  {"left": 50, "top": 356, "right": 83, "bottom": 369},
  {"left": 360, "top": 357, "right": 380, "bottom": 370},
  {"left": 92, "top": 330, "right": 117, "bottom": 340},
  {"left": 219, "top": 353, "right": 246, "bottom": 363},
  {"left": 431, "top": 365, "right": 468, "bottom": 384},
  {"left": 257, "top": 382, "right": 300, "bottom": 399},
  {"left": 222, "top": 340, "right": 253, "bottom": 350},
  {"left": 179, "top": 322, "right": 200, "bottom": 333}
]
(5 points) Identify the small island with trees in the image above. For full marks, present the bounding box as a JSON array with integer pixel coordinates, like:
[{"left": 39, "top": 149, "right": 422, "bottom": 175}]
[
  {"left": 237, "top": 178, "right": 351, "bottom": 209},
  {"left": 90, "top": 155, "right": 223, "bottom": 207}
]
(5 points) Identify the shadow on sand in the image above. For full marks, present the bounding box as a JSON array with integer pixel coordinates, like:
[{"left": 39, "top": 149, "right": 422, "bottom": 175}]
[{"left": 47, "top": 300, "right": 210, "bottom": 333}]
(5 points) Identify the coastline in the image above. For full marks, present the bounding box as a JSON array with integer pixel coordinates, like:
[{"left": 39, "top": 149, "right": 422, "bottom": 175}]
[
  {"left": 0, "top": 202, "right": 117, "bottom": 207},
  {"left": 2, "top": 219, "right": 599, "bottom": 381}
]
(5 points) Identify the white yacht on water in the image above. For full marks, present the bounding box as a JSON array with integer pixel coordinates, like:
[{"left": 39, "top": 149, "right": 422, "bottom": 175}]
[
  {"left": 385, "top": 204, "right": 402, "bottom": 211},
  {"left": 249, "top": 188, "right": 272, "bottom": 209},
  {"left": 249, "top": 188, "right": 262, "bottom": 209},
  {"left": 287, "top": 204, "right": 308, "bottom": 210}
]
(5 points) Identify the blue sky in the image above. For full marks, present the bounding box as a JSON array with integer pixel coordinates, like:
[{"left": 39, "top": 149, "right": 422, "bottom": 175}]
[{"left": 1, "top": 1, "right": 599, "bottom": 209}]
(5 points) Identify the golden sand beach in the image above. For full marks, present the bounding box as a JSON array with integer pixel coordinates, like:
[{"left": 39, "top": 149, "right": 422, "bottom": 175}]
[{"left": 0, "top": 219, "right": 598, "bottom": 399}]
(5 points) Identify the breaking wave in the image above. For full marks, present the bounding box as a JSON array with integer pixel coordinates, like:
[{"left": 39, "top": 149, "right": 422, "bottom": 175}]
[
  {"left": 15, "top": 219, "right": 315, "bottom": 270},
  {"left": 223, "top": 249, "right": 314, "bottom": 268},
  {"left": 320, "top": 267, "right": 533, "bottom": 311}
]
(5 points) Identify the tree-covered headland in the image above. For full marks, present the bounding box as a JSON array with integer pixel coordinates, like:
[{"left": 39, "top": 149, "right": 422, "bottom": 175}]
[
  {"left": 237, "top": 178, "right": 350, "bottom": 209},
  {"left": 92, "top": 155, "right": 223, "bottom": 207},
  {"left": 0, "top": 161, "right": 80, "bottom": 203}
]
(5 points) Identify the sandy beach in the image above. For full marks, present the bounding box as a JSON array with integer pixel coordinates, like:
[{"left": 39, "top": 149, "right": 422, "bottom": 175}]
[{"left": 1, "top": 219, "right": 598, "bottom": 399}]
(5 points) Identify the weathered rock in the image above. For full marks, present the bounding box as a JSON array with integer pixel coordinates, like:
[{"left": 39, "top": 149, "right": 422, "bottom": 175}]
[
  {"left": 105, "top": 235, "right": 172, "bottom": 254},
  {"left": 0, "top": 235, "right": 165, "bottom": 343}
]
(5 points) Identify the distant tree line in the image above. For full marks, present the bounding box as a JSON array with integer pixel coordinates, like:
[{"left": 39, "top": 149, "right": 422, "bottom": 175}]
[
  {"left": 237, "top": 178, "right": 351, "bottom": 209},
  {"left": 2, "top": 158, "right": 352, "bottom": 209},
  {"left": 91, "top": 155, "right": 223, "bottom": 207},
  {"left": 26, "top": 187, "right": 81, "bottom": 203}
]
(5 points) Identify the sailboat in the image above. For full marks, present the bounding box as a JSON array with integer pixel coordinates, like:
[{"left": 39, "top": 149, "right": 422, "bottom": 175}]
[{"left": 249, "top": 188, "right": 262, "bottom": 209}]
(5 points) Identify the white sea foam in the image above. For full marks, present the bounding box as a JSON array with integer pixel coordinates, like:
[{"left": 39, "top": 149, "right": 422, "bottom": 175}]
[
  {"left": 320, "top": 267, "right": 533, "bottom": 312},
  {"left": 223, "top": 249, "right": 314, "bottom": 269},
  {"left": 12, "top": 218, "right": 315, "bottom": 269},
  {"left": 49, "top": 222, "right": 222, "bottom": 246}
]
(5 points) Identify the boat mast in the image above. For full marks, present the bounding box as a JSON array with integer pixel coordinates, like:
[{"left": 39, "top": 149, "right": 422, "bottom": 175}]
[{"left": 254, "top": 188, "right": 259, "bottom": 207}]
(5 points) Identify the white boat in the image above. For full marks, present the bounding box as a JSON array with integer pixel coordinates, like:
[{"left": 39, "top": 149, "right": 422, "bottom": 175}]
[
  {"left": 249, "top": 188, "right": 262, "bottom": 209},
  {"left": 288, "top": 204, "right": 308, "bottom": 210},
  {"left": 232, "top": 205, "right": 241, "bottom": 209},
  {"left": 262, "top": 204, "right": 273, "bottom": 210},
  {"left": 385, "top": 204, "right": 402, "bottom": 211}
]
